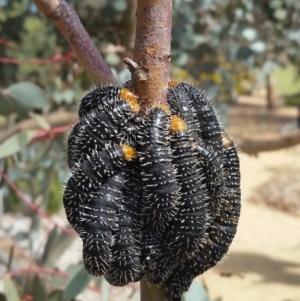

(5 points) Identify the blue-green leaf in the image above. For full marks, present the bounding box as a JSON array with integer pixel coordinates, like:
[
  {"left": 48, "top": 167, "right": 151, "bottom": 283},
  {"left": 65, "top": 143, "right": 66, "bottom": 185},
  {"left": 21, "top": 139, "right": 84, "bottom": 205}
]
[
  {"left": 0, "top": 130, "right": 37, "bottom": 158},
  {"left": 4, "top": 275, "right": 21, "bottom": 301},
  {"left": 62, "top": 263, "right": 92, "bottom": 300},
  {"left": 4, "top": 82, "right": 48, "bottom": 117}
]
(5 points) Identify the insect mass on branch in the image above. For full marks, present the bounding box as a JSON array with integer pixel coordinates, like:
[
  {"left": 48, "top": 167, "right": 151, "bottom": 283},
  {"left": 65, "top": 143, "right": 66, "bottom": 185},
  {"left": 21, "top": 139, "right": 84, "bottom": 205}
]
[{"left": 63, "top": 82, "right": 241, "bottom": 301}]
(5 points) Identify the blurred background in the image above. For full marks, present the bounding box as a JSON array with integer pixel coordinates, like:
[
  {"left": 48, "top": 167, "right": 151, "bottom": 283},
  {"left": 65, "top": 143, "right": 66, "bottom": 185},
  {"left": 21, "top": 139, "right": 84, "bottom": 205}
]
[{"left": 0, "top": 0, "right": 300, "bottom": 300}]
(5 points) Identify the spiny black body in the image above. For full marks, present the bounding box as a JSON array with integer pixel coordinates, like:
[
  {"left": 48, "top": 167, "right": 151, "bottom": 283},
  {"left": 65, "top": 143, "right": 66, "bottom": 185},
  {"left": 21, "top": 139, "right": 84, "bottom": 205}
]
[
  {"left": 78, "top": 85, "right": 122, "bottom": 119},
  {"left": 63, "top": 82, "right": 241, "bottom": 301},
  {"left": 82, "top": 173, "right": 125, "bottom": 276},
  {"left": 138, "top": 107, "right": 179, "bottom": 232},
  {"left": 104, "top": 170, "right": 143, "bottom": 285},
  {"left": 164, "top": 132, "right": 241, "bottom": 301}
]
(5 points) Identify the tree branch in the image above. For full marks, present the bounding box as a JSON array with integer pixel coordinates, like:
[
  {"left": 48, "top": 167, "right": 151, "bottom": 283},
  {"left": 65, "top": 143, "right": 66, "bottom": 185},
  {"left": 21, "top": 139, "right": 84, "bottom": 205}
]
[
  {"left": 32, "top": 0, "right": 117, "bottom": 86},
  {"left": 128, "top": 0, "right": 172, "bottom": 109},
  {"left": 129, "top": 0, "right": 173, "bottom": 300},
  {"left": 238, "top": 130, "right": 300, "bottom": 155},
  {"left": 0, "top": 111, "right": 77, "bottom": 144}
]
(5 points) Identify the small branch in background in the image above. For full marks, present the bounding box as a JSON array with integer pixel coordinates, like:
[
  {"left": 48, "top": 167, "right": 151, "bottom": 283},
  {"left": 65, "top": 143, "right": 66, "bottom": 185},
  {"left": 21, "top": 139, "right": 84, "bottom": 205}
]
[
  {"left": 31, "top": 125, "right": 71, "bottom": 144},
  {"left": 130, "top": 0, "right": 172, "bottom": 109},
  {"left": 0, "top": 169, "right": 75, "bottom": 236},
  {"left": 0, "top": 111, "right": 78, "bottom": 144},
  {"left": 238, "top": 130, "right": 300, "bottom": 155},
  {"left": 0, "top": 52, "right": 75, "bottom": 65},
  {"left": 32, "top": 0, "right": 117, "bottom": 86}
]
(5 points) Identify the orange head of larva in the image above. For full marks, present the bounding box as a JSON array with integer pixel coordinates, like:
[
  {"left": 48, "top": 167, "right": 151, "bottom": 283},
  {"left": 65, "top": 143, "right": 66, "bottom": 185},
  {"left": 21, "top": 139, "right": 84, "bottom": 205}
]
[
  {"left": 156, "top": 104, "right": 171, "bottom": 115},
  {"left": 170, "top": 115, "right": 188, "bottom": 132},
  {"left": 120, "top": 144, "right": 137, "bottom": 161},
  {"left": 119, "top": 88, "right": 140, "bottom": 112},
  {"left": 221, "top": 132, "right": 233, "bottom": 148},
  {"left": 168, "top": 80, "right": 179, "bottom": 88}
]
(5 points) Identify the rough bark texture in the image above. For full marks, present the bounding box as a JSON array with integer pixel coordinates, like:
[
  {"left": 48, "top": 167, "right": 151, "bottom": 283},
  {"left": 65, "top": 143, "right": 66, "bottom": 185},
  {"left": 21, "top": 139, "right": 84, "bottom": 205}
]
[
  {"left": 140, "top": 277, "right": 166, "bottom": 301},
  {"left": 133, "top": 1, "right": 173, "bottom": 299},
  {"left": 132, "top": 0, "right": 172, "bottom": 109},
  {"left": 32, "top": 0, "right": 117, "bottom": 86}
]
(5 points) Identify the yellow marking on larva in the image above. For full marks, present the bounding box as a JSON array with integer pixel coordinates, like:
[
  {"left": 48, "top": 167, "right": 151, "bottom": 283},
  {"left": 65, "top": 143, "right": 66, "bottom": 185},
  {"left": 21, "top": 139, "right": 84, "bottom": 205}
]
[
  {"left": 168, "top": 80, "right": 179, "bottom": 88},
  {"left": 119, "top": 88, "right": 140, "bottom": 112},
  {"left": 120, "top": 144, "right": 137, "bottom": 161},
  {"left": 156, "top": 104, "right": 170, "bottom": 114},
  {"left": 170, "top": 115, "right": 188, "bottom": 132},
  {"left": 221, "top": 133, "right": 233, "bottom": 148}
]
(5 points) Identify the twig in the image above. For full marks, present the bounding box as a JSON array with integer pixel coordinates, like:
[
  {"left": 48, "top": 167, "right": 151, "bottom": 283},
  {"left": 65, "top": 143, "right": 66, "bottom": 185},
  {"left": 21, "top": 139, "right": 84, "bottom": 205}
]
[
  {"left": 0, "top": 51, "right": 75, "bottom": 65},
  {"left": 238, "top": 130, "right": 300, "bottom": 155},
  {"left": 32, "top": 0, "right": 117, "bottom": 86},
  {"left": 0, "top": 111, "right": 77, "bottom": 144},
  {"left": 0, "top": 169, "right": 75, "bottom": 236},
  {"left": 131, "top": 0, "right": 173, "bottom": 300},
  {"left": 127, "top": 0, "right": 172, "bottom": 110}
]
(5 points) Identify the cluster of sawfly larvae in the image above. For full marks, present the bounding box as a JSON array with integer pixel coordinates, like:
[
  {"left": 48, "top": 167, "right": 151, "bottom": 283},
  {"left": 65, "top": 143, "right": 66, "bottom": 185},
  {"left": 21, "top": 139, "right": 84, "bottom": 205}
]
[{"left": 63, "top": 80, "right": 241, "bottom": 301}]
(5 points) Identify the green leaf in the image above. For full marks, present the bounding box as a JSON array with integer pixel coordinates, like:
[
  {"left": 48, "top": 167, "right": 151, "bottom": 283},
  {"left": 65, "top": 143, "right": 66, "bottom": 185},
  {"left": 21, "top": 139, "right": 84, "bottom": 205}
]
[
  {"left": 3, "top": 275, "right": 21, "bottom": 301},
  {"left": 47, "top": 290, "right": 63, "bottom": 301},
  {"left": 241, "top": 28, "right": 257, "bottom": 42},
  {"left": 62, "top": 263, "right": 92, "bottom": 301},
  {"left": 52, "top": 89, "right": 75, "bottom": 105},
  {"left": 32, "top": 275, "right": 47, "bottom": 301},
  {"left": 43, "top": 229, "right": 76, "bottom": 268},
  {"left": 112, "top": 0, "right": 127, "bottom": 12},
  {"left": 5, "top": 82, "right": 48, "bottom": 117},
  {"left": 29, "top": 112, "right": 50, "bottom": 130},
  {"left": 0, "top": 130, "right": 37, "bottom": 158},
  {"left": 41, "top": 226, "right": 58, "bottom": 265},
  {"left": 181, "top": 279, "right": 211, "bottom": 301},
  {"left": 274, "top": 8, "right": 287, "bottom": 20},
  {"left": 25, "top": 141, "right": 53, "bottom": 172},
  {"left": 250, "top": 41, "right": 266, "bottom": 53}
]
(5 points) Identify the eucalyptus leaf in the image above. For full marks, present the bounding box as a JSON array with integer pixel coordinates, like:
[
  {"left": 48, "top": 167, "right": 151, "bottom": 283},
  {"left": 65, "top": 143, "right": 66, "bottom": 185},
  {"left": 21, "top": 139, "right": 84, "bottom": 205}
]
[
  {"left": 174, "top": 52, "right": 189, "bottom": 67},
  {"left": 112, "top": 0, "right": 127, "bottom": 12},
  {"left": 47, "top": 290, "right": 63, "bottom": 301},
  {"left": 62, "top": 263, "right": 92, "bottom": 301},
  {"left": 42, "top": 226, "right": 58, "bottom": 265},
  {"left": 3, "top": 275, "right": 21, "bottom": 301},
  {"left": 241, "top": 28, "right": 257, "bottom": 41},
  {"left": 0, "top": 130, "right": 37, "bottom": 158},
  {"left": 5, "top": 82, "right": 48, "bottom": 116},
  {"left": 25, "top": 141, "right": 53, "bottom": 172},
  {"left": 274, "top": 8, "right": 287, "bottom": 20},
  {"left": 52, "top": 90, "right": 76, "bottom": 105},
  {"left": 250, "top": 41, "right": 266, "bottom": 53},
  {"left": 43, "top": 229, "right": 76, "bottom": 268},
  {"left": 29, "top": 112, "right": 50, "bottom": 130},
  {"left": 32, "top": 275, "right": 47, "bottom": 301},
  {"left": 13, "top": 231, "right": 28, "bottom": 242}
]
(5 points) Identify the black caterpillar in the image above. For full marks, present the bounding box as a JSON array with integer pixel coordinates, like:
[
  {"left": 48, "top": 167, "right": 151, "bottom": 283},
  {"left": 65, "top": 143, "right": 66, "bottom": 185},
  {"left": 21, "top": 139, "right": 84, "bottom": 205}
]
[{"left": 63, "top": 82, "right": 241, "bottom": 301}]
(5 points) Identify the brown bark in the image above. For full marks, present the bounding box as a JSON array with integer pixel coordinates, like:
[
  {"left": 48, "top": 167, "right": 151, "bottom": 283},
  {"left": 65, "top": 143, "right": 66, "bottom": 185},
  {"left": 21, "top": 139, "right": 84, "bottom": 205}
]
[
  {"left": 131, "top": 1, "right": 173, "bottom": 300},
  {"left": 131, "top": 0, "right": 172, "bottom": 109},
  {"left": 32, "top": 0, "right": 117, "bottom": 86},
  {"left": 140, "top": 277, "right": 166, "bottom": 301},
  {"left": 238, "top": 130, "right": 300, "bottom": 155}
]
